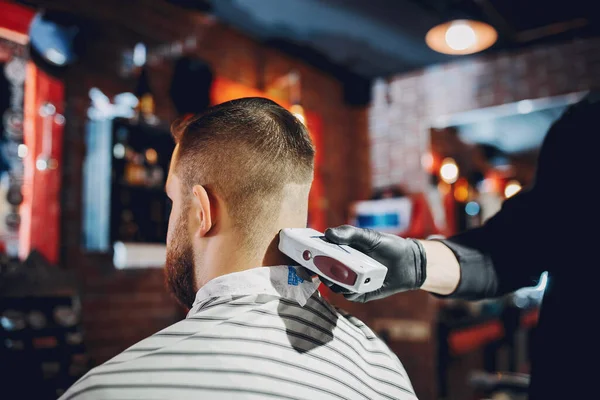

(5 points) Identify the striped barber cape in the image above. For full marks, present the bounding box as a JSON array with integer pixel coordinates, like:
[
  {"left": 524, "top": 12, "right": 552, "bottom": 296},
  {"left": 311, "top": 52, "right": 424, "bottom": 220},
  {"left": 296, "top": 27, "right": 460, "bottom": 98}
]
[{"left": 59, "top": 265, "right": 418, "bottom": 400}]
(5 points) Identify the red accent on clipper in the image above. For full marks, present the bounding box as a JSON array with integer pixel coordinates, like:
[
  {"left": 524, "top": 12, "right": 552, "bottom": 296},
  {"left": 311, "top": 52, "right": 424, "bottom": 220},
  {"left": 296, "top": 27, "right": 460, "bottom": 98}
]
[{"left": 313, "top": 255, "right": 357, "bottom": 285}]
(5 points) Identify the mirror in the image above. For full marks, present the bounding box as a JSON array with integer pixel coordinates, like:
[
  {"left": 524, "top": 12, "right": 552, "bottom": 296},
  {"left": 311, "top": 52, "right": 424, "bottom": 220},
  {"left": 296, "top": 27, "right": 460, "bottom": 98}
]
[{"left": 428, "top": 91, "right": 587, "bottom": 232}]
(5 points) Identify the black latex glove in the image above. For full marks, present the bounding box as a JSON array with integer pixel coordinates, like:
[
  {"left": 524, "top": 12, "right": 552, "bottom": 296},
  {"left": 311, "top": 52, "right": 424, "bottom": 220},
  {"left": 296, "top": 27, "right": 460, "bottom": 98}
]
[{"left": 321, "top": 225, "right": 427, "bottom": 302}]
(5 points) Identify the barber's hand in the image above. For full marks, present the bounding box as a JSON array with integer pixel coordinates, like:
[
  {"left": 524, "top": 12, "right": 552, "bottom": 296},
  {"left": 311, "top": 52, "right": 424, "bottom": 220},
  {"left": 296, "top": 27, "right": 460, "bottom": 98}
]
[{"left": 322, "top": 225, "right": 427, "bottom": 303}]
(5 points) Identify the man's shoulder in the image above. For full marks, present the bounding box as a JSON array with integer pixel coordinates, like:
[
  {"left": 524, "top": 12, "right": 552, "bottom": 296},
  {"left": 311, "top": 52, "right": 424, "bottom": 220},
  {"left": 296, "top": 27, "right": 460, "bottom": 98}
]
[
  {"left": 61, "top": 295, "right": 418, "bottom": 400},
  {"left": 302, "top": 296, "right": 416, "bottom": 396},
  {"left": 332, "top": 305, "right": 380, "bottom": 338},
  {"left": 303, "top": 295, "right": 404, "bottom": 362},
  {"left": 302, "top": 294, "right": 381, "bottom": 340}
]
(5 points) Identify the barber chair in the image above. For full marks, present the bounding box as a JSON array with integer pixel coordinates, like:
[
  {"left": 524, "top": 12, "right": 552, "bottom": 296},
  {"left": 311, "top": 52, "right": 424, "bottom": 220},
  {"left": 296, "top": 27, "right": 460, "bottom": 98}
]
[{"left": 469, "top": 370, "right": 530, "bottom": 400}]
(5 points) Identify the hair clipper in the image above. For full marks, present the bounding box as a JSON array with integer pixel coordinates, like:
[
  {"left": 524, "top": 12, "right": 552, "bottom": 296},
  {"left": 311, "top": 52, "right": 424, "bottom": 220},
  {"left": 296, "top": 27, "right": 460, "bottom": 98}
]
[{"left": 278, "top": 228, "right": 387, "bottom": 293}]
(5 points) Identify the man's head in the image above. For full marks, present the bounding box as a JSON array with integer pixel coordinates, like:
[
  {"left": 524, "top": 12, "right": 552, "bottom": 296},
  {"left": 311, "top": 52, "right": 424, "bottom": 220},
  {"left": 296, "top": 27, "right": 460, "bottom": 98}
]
[{"left": 165, "top": 97, "right": 315, "bottom": 307}]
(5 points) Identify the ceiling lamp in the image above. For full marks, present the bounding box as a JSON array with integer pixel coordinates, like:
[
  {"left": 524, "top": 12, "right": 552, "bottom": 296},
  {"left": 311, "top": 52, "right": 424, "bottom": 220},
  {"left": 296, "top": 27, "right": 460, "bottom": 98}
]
[{"left": 426, "top": 20, "right": 497, "bottom": 55}]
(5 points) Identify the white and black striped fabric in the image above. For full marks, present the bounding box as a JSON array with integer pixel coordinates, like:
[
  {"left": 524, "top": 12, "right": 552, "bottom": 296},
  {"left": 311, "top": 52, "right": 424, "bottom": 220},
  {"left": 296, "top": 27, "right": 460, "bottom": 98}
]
[{"left": 60, "top": 266, "right": 418, "bottom": 400}]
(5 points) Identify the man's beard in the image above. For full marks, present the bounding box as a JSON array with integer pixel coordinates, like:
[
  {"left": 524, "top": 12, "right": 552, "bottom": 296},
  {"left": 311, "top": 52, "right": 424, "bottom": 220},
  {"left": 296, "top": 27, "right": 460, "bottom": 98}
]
[{"left": 165, "top": 214, "right": 197, "bottom": 309}]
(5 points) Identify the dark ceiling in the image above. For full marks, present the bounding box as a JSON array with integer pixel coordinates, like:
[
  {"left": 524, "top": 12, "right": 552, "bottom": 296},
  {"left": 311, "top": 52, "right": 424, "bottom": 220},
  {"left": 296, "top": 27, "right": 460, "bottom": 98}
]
[
  {"left": 174, "top": 0, "right": 599, "bottom": 80},
  {"left": 16, "top": 0, "right": 600, "bottom": 105}
]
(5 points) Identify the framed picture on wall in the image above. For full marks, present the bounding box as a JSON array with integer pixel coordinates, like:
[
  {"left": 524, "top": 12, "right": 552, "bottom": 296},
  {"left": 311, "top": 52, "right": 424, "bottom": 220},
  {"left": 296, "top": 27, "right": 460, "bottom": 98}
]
[{"left": 349, "top": 197, "right": 413, "bottom": 234}]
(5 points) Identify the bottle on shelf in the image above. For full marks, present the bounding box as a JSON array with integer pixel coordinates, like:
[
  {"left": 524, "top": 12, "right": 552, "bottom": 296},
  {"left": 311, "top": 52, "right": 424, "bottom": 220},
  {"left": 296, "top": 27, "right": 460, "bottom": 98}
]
[
  {"left": 144, "top": 148, "right": 164, "bottom": 188},
  {"left": 124, "top": 152, "right": 146, "bottom": 186},
  {"left": 133, "top": 64, "right": 159, "bottom": 126},
  {"left": 118, "top": 210, "right": 139, "bottom": 242}
]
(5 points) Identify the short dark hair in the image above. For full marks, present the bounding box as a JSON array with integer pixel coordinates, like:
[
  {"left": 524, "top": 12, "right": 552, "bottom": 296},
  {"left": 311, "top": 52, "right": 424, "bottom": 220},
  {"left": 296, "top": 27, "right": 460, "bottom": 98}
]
[{"left": 171, "top": 97, "right": 315, "bottom": 242}]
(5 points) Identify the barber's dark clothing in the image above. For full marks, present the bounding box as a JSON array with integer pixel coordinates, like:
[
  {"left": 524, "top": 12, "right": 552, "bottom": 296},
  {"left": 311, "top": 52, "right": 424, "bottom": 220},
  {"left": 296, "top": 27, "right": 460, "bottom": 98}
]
[{"left": 440, "top": 92, "right": 599, "bottom": 399}]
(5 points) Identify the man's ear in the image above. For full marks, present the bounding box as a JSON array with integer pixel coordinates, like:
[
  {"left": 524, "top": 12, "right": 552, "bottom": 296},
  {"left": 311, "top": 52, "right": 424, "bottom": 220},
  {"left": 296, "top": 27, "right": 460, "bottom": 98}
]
[{"left": 192, "top": 184, "right": 213, "bottom": 237}]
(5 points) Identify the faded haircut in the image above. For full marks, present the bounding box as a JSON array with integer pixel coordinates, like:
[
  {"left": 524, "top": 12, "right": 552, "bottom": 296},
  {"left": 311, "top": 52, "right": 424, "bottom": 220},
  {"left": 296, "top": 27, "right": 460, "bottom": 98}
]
[{"left": 171, "top": 97, "right": 315, "bottom": 247}]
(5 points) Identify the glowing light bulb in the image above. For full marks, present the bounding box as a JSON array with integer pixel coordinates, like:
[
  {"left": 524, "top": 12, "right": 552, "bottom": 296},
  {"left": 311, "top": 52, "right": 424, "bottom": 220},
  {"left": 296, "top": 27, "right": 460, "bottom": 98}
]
[
  {"left": 454, "top": 185, "right": 469, "bottom": 202},
  {"left": 36, "top": 158, "right": 48, "bottom": 171},
  {"left": 440, "top": 158, "right": 459, "bottom": 184},
  {"left": 426, "top": 19, "right": 497, "bottom": 55},
  {"left": 517, "top": 100, "right": 533, "bottom": 114},
  {"left": 17, "top": 144, "right": 28, "bottom": 158},
  {"left": 290, "top": 104, "right": 306, "bottom": 124},
  {"left": 145, "top": 148, "right": 158, "bottom": 164},
  {"left": 535, "top": 271, "right": 549, "bottom": 292},
  {"left": 113, "top": 144, "right": 125, "bottom": 159},
  {"left": 504, "top": 180, "right": 522, "bottom": 198},
  {"left": 133, "top": 42, "right": 147, "bottom": 67},
  {"left": 453, "top": 178, "right": 469, "bottom": 202},
  {"left": 45, "top": 48, "right": 67, "bottom": 66},
  {"left": 445, "top": 21, "right": 477, "bottom": 51}
]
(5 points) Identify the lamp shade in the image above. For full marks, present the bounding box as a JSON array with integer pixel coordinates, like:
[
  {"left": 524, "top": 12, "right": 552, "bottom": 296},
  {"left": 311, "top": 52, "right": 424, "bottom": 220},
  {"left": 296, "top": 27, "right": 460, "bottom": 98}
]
[
  {"left": 426, "top": 20, "right": 497, "bottom": 55},
  {"left": 29, "top": 12, "right": 79, "bottom": 66},
  {"left": 28, "top": 11, "right": 83, "bottom": 77}
]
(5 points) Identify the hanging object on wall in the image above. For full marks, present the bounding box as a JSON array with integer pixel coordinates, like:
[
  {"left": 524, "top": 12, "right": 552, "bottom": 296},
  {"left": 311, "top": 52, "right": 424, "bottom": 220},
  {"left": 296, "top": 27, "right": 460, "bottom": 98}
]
[
  {"left": 35, "top": 102, "right": 63, "bottom": 171},
  {"left": 1, "top": 0, "right": 67, "bottom": 265},
  {"left": 2, "top": 55, "right": 26, "bottom": 258},
  {"left": 131, "top": 43, "right": 159, "bottom": 125},
  {"left": 27, "top": 11, "right": 83, "bottom": 77},
  {"left": 121, "top": 36, "right": 197, "bottom": 77},
  {"left": 87, "top": 88, "right": 138, "bottom": 121},
  {"left": 120, "top": 10, "right": 215, "bottom": 79},
  {"left": 169, "top": 55, "right": 213, "bottom": 117},
  {"left": 349, "top": 197, "right": 413, "bottom": 235}
]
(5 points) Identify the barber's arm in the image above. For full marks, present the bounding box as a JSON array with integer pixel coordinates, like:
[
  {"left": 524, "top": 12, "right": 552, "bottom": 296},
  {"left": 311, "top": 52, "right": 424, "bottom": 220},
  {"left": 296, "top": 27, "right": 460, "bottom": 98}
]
[
  {"left": 418, "top": 240, "right": 460, "bottom": 295},
  {"left": 325, "top": 188, "right": 546, "bottom": 302},
  {"left": 320, "top": 226, "right": 458, "bottom": 302},
  {"left": 437, "top": 189, "right": 547, "bottom": 299}
]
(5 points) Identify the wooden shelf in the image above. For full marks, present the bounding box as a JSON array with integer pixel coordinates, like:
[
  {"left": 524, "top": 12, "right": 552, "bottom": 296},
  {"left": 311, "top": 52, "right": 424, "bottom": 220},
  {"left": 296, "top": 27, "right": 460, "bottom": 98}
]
[
  {"left": 82, "top": 117, "right": 174, "bottom": 252},
  {"left": 117, "top": 181, "right": 164, "bottom": 193},
  {"left": 114, "top": 118, "right": 172, "bottom": 137}
]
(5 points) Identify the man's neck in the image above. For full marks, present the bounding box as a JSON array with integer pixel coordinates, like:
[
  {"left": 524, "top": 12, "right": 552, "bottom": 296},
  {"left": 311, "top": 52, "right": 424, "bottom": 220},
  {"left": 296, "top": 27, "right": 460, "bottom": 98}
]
[
  {"left": 195, "top": 230, "right": 301, "bottom": 289},
  {"left": 262, "top": 233, "right": 296, "bottom": 266}
]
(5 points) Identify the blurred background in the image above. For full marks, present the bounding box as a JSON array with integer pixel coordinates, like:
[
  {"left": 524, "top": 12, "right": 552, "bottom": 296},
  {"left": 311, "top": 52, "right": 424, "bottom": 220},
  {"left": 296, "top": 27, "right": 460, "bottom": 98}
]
[{"left": 1, "top": 0, "right": 597, "bottom": 399}]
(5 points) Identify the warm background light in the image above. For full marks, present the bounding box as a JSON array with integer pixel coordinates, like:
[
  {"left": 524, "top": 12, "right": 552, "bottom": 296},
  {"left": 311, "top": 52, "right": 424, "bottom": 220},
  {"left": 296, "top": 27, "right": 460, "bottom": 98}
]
[
  {"left": 445, "top": 21, "right": 477, "bottom": 50},
  {"left": 504, "top": 180, "right": 522, "bottom": 198},
  {"left": 453, "top": 178, "right": 469, "bottom": 202},
  {"left": 145, "top": 148, "right": 158, "bottom": 164},
  {"left": 440, "top": 157, "right": 459, "bottom": 184},
  {"left": 290, "top": 104, "right": 306, "bottom": 124},
  {"left": 426, "top": 19, "right": 498, "bottom": 55}
]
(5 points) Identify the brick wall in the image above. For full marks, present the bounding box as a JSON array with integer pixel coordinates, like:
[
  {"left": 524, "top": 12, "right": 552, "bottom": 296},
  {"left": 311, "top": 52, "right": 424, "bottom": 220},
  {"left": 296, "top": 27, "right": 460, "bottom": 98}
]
[
  {"left": 57, "top": 12, "right": 369, "bottom": 366},
  {"left": 370, "top": 37, "right": 600, "bottom": 192}
]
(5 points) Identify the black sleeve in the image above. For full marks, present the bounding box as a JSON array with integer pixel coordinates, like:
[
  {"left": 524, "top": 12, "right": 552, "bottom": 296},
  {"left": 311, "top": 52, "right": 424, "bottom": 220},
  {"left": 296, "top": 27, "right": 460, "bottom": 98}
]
[
  {"left": 436, "top": 91, "right": 600, "bottom": 300},
  {"left": 438, "top": 189, "right": 546, "bottom": 300}
]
